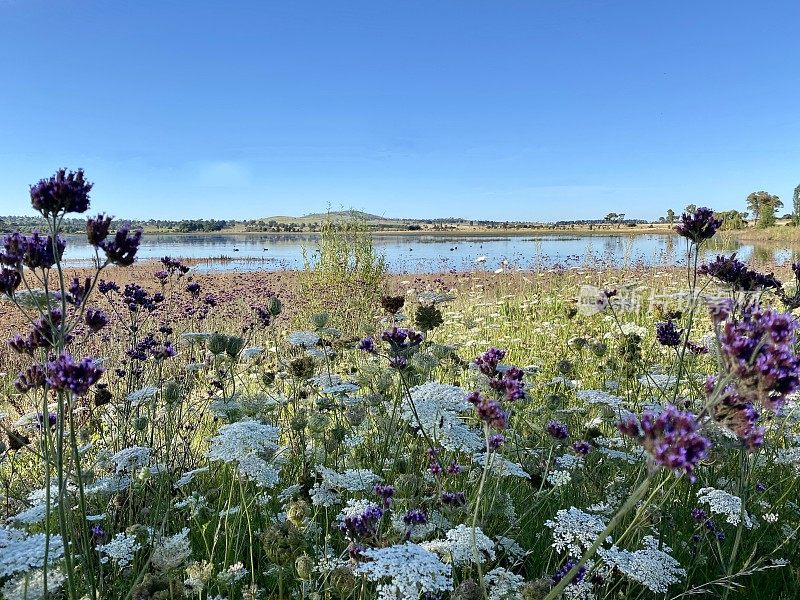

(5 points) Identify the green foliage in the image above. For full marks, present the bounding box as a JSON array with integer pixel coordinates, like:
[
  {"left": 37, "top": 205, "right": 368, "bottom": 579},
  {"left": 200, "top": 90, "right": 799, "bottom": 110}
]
[
  {"left": 747, "top": 190, "right": 783, "bottom": 228},
  {"left": 299, "top": 213, "right": 387, "bottom": 330},
  {"left": 716, "top": 209, "right": 748, "bottom": 230}
]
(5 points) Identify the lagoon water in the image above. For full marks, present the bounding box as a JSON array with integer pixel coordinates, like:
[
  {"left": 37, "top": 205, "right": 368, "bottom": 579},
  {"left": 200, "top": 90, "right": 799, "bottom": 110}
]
[{"left": 60, "top": 232, "right": 800, "bottom": 273}]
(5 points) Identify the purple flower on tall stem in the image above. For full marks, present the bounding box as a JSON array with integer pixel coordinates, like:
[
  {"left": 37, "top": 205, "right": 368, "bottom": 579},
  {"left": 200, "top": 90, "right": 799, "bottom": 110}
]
[
  {"left": 46, "top": 352, "right": 104, "bottom": 396},
  {"left": 717, "top": 305, "right": 800, "bottom": 411},
  {"left": 29, "top": 168, "right": 93, "bottom": 215},
  {"left": 0, "top": 268, "right": 21, "bottom": 296},
  {"left": 546, "top": 419, "right": 569, "bottom": 440},
  {"left": 619, "top": 404, "right": 710, "bottom": 482},
  {"left": 474, "top": 347, "right": 506, "bottom": 377},
  {"left": 85, "top": 308, "right": 110, "bottom": 332},
  {"left": 100, "top": 226, "right": 142, "bottom": 266},
  {"left": 356, "top": 336, "right": 375, "bottom": 353},
  {"left": 86, "top": 213, "right": 113, "bottom": 246},
  {"left": 656, "top": 320, "right": 682, "bottom": 347},
  {"left": 14, "top": 364, "right": 47, "bottom": 393},
  {"left": 466, "top": 391, "right": 508, "bottom": 430},
  {"left": 699, "top": 254, "right": 782, "bottom": 292},
  {"left": 373, "top": 483, "right": 395, "bottom": 508},
  {"left": 675, "top": 207, "right": 722, "bottom": 243}
]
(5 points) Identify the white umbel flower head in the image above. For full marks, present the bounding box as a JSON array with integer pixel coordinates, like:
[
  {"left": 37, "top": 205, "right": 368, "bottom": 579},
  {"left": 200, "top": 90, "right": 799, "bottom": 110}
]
[
  {"left": 545, "top": 507, "right": 609, "bottom": 557},
  {"left": 422, "top": 524, "right": 496, "bottom": 565},
  {"left": 355, "top": 542, "right": 452, "bottom": 600},
  {"left": 0, "top": 526, "right": 64, "bottom": 578},
  {"left": 696, "top": 487, "right": 754, "bottom": 528},
  {"left": 207, "top": 419, "right": 282, "bottom": 489},
  {"left": 151, "top": 528, "right": 192, "bottom": 571},
  {"left": 598, "top": 536, "right": 686, "bottom": 594}
]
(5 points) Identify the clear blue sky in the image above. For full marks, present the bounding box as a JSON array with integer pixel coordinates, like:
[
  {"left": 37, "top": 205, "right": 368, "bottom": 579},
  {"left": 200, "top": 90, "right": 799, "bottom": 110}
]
[{"left": 1, "top": 0, "right": 798, "bottom": 222}]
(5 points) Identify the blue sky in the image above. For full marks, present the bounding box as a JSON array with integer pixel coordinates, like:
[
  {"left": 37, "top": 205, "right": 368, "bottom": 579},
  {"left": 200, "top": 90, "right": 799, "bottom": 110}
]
[{"left": 1, "top": 1, "right": 798, "bottom": 221}]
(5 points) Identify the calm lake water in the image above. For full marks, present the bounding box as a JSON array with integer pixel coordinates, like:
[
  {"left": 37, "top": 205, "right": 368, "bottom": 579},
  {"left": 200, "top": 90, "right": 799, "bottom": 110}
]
[{"left": 60, "top": 233, "right": 800, "bottom": 274}]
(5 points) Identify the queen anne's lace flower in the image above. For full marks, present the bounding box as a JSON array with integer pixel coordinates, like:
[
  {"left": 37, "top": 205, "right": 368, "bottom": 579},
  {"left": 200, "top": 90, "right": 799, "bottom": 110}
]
[
  {"left": 545, "top": 508, "right": 609, "bottom": 557},
  {"left": 485, "top": 567, "right": 525, "bottom": 600},
  {"left": 287, "top": 331, "right": 320, "bottom": 348},
  {"left": 355, "top": 542, "right": 452, "bottom": 600},
  {"left": 422, "top": 524, "right": 496, "bottom": 565},
  {"left": 696, "top": 487, "right": 754, "bottom": 528},
  {"left": 97, "top": 531, "right": 143, "bottom": 567},
  {"left": 0, "top": 527, "right": 64, "bottom": 578},
  {"left": 1, "top": 567, "right": 66, "bottom": 600},
  {"left": 404, "top": 382, "right": 481, "bottom": 452},
  {"left": 151, "top": 528, "right": 192, "bottom": 571},
  {"left": 111, "top": 446, "right": 152, "bottom": 474},
  {"left": 598, "top": 536, "right": 686, "bottom": 593},
  {"left": 207, "top": 420, "right": 282, "bottom": 488}
]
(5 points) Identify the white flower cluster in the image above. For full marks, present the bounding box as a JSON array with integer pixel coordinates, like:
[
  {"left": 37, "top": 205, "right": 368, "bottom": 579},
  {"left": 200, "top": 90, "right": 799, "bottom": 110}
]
[
  {"left": 404, "top": 382, "right": 481, "bottom": 452},
  {"left": 0, "top": 526, "right": 64, "bottom": 578},
  {"left": 545, "top": 507, "right": 608, "bottom": 557},
  {"left": 175, "top": 467, "right": 209, "bottom": 489},
  {"left": 486, "top": 566, "right": 525, "bottom": 600},
  {"left": 547, "top": 470, "right": 573, "bottom": 487},
  {"left": 309, "top": 466, "right": 381, "bottom": 507},
  {"left": 218, "top": 561, "right": 249, "bottom": 585},
  {"left": 355, "top": 542, "right": 452, "bottom": 600},
  {"left": 472, "top": 452, "right": 530, "bottom": 479},
  {"left": 97, "top": 531, "right": 143, "bottom": 567},
  {"left": 287, "top": 331, "right": 320, "bottom": 348},
  {"left": 576, "top": 389, "right": 626, "bottom": 408},
  {"left": 555, "top": 453, "right": 584, "bottom": 470},
  {"left": 111, "top": 446, "right": 152, "bottom": 474},
  {"left": 495, "top": 535, "right": 527, "bottom": 565},
  {"left": 1, "top": 567, "right": 66, "bottom": 600},
  {"left": 598, "top": 535, "right": 685, "bottom": 593},
  {"left": 207, "top": 419, "right": 282, "bottom": 489},
  {"left": 422, "top": 524, "right": 496, "bottom": 565},
  {"left": 337, "top": 499, "right": 381, "bottom": 522},
  {"left": 696, "top": 487, "right": 754, "bottom": 528},
  {"left": 151, "top": 528, "right": 192, "bottom": 571}
]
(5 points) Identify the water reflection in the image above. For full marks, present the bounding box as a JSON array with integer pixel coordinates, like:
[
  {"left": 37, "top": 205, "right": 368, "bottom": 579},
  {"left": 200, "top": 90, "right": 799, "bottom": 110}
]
[{"left": 56, "top": 233, "right": 800, "bottom": 273}]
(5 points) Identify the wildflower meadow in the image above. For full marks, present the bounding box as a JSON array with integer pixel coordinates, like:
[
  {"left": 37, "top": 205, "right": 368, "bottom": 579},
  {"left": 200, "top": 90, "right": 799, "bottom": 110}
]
[{"left": 2, "top": 170, "right": 800, "bottom": 600}]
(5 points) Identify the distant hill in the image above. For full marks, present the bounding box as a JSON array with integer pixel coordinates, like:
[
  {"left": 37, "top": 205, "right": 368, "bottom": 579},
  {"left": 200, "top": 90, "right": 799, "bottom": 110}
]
[{"left": 261, "top": 210, "right": 396, "bottom": 224}]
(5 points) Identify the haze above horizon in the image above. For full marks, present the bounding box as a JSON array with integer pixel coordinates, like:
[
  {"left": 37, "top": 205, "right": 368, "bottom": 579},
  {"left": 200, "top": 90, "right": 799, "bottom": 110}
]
[{"left": 1, "top": 1, "right": 798, "bottom": 222}]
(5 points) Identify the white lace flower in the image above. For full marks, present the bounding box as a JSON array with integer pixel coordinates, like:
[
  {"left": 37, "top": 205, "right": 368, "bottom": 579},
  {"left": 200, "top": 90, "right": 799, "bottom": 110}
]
[
  {"left": 355, "top": 542, "right": 452, "bottom": 600},
  {"left": 422, "top": 524, "right": 496, "bottom": 565},
  {"left": 598, "top": 536, "right": 685, "bottom": 593},
  {"left": 545, "top": 507, "right": 609, "bottom": 557},
  {"left": 486, "top": 566, "right": 525, "bottom": 600},
  {"left": 2, "top": 567, "right": 66, "bottom": 600},
  {"left": 0, "top": 527, "right": 64, "bottom": 578},
  {"left": 696, "top": 487, "right": 754, "bottom": 528},
  {"left": 151, "top": 528, "right": 192, "bottom": 571},
  {"left": 97, "top": 532, "right": 143, "bottom": 567},
  {"left": 287, "top": 331, "right": 320, "bottom": 348}
]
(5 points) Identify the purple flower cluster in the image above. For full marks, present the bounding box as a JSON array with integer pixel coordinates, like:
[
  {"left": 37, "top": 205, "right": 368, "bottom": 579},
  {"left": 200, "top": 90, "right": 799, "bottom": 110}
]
[
  {"left": 707, "top": 380, "right": 764, "bottom": 450},
  {"left": 85, "top": 308, "right": 110, "bottom": 332},
  {"left": 100, "top": 226, "right": 142, "bottom": 266},
  {"left": 475, "top": 347, "right": 527, "bottom": 402},
  {"left": 0, "top": 268, "right": 21, "bottom": 296},
  {"left": 356, "top": 336, "right": 375, "bottom": 353},
  {"left": 474, "top": 347, "right": 506, "bottom": 377},
  {"left": 29, "top": 168, "right": 93, "bottom": 215},
  {"left": 86, "top": 213, "right": 113, "bottom": 246},
  {"left": 466, "top": 390, "right": 508, "bottom": 431},
  {"left": 380, "top": 327, "right": 424, "bottom": 352},
  {"left": 1, "top": 231, "right": 66, "bottom": 270},
  {"left": 552, "top": 559, "right": 587, "bottom": 585},
  {"left": 14, "top": 364, "right": 46, "bottom": 393},
  {"left": 717, "top": 305, "right": 800, "bottom": 412},
  {"left": 339, "top": 504, "right": 384, "bottom": 540},
  {"left": 571, "top": 440, "right": 592, "bottom": 455},
  {"left": 441, "top": 491, "right": 466, "bottom": 506},
  {"left": 9, "top": 309, "right": 70, "bottom": 355},
  {"left": 123, "top": 283, "right": 162, "bottom": 313},
  {"left": 619, "top": 404, "right": 710, "bottom": 481},
  {"left": 373, "top": 483, "right": 395, "bottom": 508},
  {"left": 656, "top": 320, "right": 682, "bottom": 347},
  {"left": 675, "top": 207, "right": 722, "bottom": 243},
  {"left": 546, "top": 419, "right": 569, "bottom": 440},
  {"left": 160, "top": 256, "right": 190, "bottom": 277},
  {"left": 45, "top": 352, "right": 104, "bottom": 396},
  {"left": 699, "top": 254, "right": 782, "bottom": 292}
]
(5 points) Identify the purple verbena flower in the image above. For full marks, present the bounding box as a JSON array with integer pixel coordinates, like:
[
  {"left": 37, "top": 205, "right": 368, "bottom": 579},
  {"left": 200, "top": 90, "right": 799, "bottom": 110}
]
[
  {"left": 656, "top": 320, "right": 682, "bottom": 347},
  {"left": 546, "top": 419, "right": 569, "bottom": 440},
  {"left": 474, "top": 347, "right": 506, "bottom": 377},
  {"left": 699, "top": 254, "right": 782, "bottom": 292},
  {"left": 357, "top": 336, "right": 375, "bottom": 353},
  {"left": 619, "top": 404, "right": 710, "bottom": 482},
  {"left": 30, "top": 168, "right": 93, "bottom": 215},
  {"left": 46, "top": 352, "right": 104, "bottom": 396},
  {"left": 85, "top": 308, "right": 110, "bottom": 333},
  {"left": 86, "top": 213, "right": 113, "bottom": 246},
  {"left": 675, "top": 207, "right": 722, "bottom": 243},
  {"left": 0, "top": 268, "right": 21, "bottom": 296},
  {"left": 100, "top": 226, "right": 142, "bottom": 266},
  {"left": 466, "top": 391, "right": 508, "bottom": 430}
]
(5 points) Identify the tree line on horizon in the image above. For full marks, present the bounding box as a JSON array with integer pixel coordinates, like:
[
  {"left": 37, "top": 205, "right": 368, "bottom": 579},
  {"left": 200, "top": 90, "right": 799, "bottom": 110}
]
[{"left": 1, "top": 183, "right": 799, "bottom": 233}]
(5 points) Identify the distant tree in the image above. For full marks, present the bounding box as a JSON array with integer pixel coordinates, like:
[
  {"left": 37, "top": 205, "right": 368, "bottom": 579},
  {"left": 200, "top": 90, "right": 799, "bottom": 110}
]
[
  {"left": 604, "top": 213, "right": 618, "bottom": 227},
  {"left": 666, "top": 209, "right": 675, "bottom": 224},
  {"left": 747, "top": 191, "right": 782, "bottom": 228},
  {"left": 793, "top": 183, "right": 800, "bottom": 225},
  {"left": 684, "top": 204, "right": 697, "bottom": 215},
  {"left": 716, "top": 210, "right": 747, "bottom": 231}
]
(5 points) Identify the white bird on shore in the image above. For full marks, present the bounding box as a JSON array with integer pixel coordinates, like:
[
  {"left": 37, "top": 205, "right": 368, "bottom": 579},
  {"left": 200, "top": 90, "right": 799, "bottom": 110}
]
[{"left": 475, "top": 256, "right": 487, "bottom": 263}]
